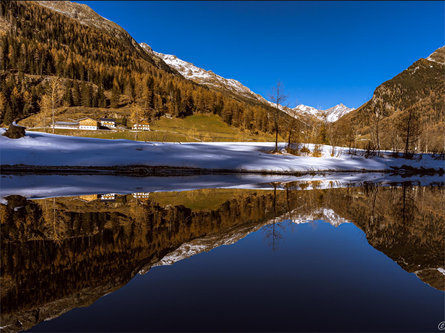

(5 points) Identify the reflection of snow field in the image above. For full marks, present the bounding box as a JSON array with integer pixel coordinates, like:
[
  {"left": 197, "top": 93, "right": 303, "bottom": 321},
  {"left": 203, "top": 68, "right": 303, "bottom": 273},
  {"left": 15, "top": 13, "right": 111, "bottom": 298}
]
[{"left": 1, "top": 173, "right": 443, "bottom": 204}]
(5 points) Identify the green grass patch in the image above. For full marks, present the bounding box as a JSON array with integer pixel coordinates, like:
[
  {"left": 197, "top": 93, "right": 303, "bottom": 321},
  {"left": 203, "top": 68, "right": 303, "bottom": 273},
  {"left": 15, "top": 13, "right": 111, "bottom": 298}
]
[
  {"left": 150, "top": 189, "right": 266, "bottom": 211},
  {"left": 27, "top": 114, "right": 279, "bottom": 142}
]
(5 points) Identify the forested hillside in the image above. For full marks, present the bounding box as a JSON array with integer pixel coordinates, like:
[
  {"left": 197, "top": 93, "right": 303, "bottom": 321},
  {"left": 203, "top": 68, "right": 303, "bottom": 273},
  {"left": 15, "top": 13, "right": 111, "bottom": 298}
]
[
  {"left": 334, "top": 46, "right": 445, "bottom": 153},
  {"left": 0, "top": 1, "right": 442, "bottom": 153},
  {"left": 0, "top": 1, "right": 294, "bottom": 136}
]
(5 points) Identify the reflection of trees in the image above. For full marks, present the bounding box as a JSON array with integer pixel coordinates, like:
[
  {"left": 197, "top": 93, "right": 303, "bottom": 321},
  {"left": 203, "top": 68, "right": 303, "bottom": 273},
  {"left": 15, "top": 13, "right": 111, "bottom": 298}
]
[
  {"left": 0, "top": 189, "right": 303, "bottom": 332},
  {"left": 0, "top": 184, "right": 443, "bottom": 332},
  {"left": 263, "top": 184, "right": 284, "bottom": 251},
  {"left": 393, "top": 183, "right": 418, "bottom": 225}
]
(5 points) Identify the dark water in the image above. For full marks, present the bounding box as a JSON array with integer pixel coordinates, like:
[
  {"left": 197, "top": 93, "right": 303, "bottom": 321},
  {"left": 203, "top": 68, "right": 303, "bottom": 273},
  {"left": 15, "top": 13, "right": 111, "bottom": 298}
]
[{"left": 1, "top": 180, "right": 444, "bottom": 332}]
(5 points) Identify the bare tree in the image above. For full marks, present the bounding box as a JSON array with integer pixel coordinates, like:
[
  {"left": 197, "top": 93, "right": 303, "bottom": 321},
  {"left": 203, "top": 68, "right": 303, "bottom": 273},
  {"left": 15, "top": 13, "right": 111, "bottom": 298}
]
[
  {"left": 284, "top": 116, "right": 302, "bottom": 152},
  {"left": 42, "top": 78, "right": 64, "bottom": 133},
  {"left": 269, "top": 82, "right": 287, "bottom": 152},
  {"left": 263, "top": 184, "right": 283, "bottom": 251},
  {"left": 396, "top": 106, "right": 422, "bottom": 157},
  {"left": 130, "top": 103, "right": 144, "bottom": 140},
  {"left": 370, "top": 102, "right": 387, "bottom": 156},
  {"left": 38, "top": 95, "right": 51, "bottom": 128}
]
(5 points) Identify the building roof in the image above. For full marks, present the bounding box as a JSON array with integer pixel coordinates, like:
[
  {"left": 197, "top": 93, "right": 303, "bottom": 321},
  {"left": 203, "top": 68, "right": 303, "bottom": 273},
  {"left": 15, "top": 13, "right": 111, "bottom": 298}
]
[
  {"left": 79, "top": 118, "right": 98, "bottom": 125},
  {"left": 100, "top": 118, "right": 115, "bottom": 122},
  {"left": 140, "top": 121, "right": 150, "bottom": 125},
  {"left": 55, "top": 121, "right": 79, "bottom": 125},
  {"left": 78, "top": 117, "right": 96, "bottom": 121}
]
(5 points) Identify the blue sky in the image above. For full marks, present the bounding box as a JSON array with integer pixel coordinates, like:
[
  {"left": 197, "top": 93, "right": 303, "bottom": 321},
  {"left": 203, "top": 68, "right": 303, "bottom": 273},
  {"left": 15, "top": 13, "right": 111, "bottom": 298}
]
[{"left": 79, "top": 1, "right": 444, "bottom": 109}]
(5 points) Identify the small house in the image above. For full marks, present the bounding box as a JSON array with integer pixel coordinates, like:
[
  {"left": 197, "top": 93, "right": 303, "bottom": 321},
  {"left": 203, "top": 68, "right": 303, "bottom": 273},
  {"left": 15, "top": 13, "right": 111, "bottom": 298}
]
[
  {"left": 79, "top": 118, "right": 98, "bottom": 130},
  {"left": 100, "top": 118, "right": 116, "bottom": 128},
  {"left": 53, "top": 121, "right": 79, "bottom": 129},
  {"left": 100, "top": 193, "right": 116, "bottom": 201},
  {"left": 132, "top": 121, "right": 150, "bottom": 131},
  {"left": 78, "top": 194, "right": 99, "bottom": 202},
  {"left": 132, "top": 192, "right": 150, "bottom": 200}
]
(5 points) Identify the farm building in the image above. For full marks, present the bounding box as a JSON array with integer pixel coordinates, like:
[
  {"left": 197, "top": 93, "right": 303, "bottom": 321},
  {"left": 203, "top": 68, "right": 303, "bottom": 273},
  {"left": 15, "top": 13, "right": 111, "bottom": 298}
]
[
  {"left": 132, "top": 192, "right": 150, "bottom": 200},
  {"left": 132, "top": 121, "right": 150, "bottom": 131},
  {"left": 78, "top": 194, "right": 99, "bottom": 202},
  {"left": 53, "top": 121, "right": 79, "bottom": 129},
  {"left": 100, "top": 193, "right": 116, "bottom": 201},
  {"left": 79, "top": 118, "right": 98, "bottom": 130},
  {"left": 100, "top": 118, "right": 116, "bottom": 128}
]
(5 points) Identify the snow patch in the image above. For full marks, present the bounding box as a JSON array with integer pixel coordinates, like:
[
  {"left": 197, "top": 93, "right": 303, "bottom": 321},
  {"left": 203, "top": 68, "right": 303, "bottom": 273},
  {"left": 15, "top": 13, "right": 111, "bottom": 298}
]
[{"left": 1, "top": 130, "right": 443, "bottom": 174}]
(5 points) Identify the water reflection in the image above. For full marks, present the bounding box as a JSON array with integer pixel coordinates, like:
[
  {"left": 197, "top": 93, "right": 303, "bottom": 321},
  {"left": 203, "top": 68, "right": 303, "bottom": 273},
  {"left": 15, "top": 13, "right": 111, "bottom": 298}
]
[{"left": 0, "top": 182, "right": 444, "bottom": 332}]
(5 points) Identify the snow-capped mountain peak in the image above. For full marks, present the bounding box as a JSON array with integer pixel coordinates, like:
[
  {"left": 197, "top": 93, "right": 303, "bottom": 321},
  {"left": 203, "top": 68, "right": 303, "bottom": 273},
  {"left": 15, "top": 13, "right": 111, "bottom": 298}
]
[
  {"left": 140, "top": 43, "right": 269, "bottom": 103},
  {"left": 293, "top": 104, "right": 320, "bottom": 117},
  {"left": 140, "top": 42, "right": 353, "bottom": 122},
  {"left": 426, "top": 46, "right": 445, "bottom": 65},
  {"left": 292, "top": 103, "right": 354, "bottom": 122},
  {"left": 323, "top": 103, "right": 355, "bottom": 122}
]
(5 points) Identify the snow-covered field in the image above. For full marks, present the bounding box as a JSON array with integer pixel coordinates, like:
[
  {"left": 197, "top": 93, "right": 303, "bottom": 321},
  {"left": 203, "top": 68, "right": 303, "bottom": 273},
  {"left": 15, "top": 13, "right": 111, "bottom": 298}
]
[{"left": 0, "top": 130, "right": 443, "bottom": 173}]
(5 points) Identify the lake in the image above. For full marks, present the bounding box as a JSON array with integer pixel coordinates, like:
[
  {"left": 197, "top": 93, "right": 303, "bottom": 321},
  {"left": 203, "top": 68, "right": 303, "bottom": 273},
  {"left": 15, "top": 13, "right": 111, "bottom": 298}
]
[{"left": 1, "top": 175, "right": 444, "bottom": 332}]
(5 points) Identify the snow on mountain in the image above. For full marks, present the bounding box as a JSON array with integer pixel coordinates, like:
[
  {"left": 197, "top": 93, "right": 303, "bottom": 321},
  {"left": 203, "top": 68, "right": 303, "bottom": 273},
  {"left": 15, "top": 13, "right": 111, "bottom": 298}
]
[
  {"left": 141, "top": 43, "right": 354, "bottom": 122},
  {"left": 145, "top": 206, "right": 350, "bottom": 271},
  {"left": 292, "top": 103, "right": 355, "bottom": 122},
  {"left": 293, "top": 104, "right": 320, "bottom": 118},
  {"left": 141, "top": 43, "right": 270, "bottom": 103},
  {"left": 426, "top": 46, "right": 445, "bottom": 65},
  {"left": 36, "top": 1, "right": 132, "bottom": 42},
  {"left": 323, "top": 104, "right": 356, "bottom": 122}
]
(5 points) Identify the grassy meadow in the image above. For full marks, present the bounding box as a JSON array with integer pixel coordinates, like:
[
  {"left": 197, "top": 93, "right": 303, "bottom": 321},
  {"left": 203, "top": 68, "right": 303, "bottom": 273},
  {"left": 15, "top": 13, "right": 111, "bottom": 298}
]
[{"left": 25, "top": 113, "right": 278, "bottom": 142}]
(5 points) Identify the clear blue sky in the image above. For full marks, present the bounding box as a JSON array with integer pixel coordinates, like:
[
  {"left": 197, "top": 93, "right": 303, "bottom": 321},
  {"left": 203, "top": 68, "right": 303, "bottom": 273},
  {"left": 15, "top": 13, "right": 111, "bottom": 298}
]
[{"left": 78, "top": 1, "right": 444, "bottom": 109}]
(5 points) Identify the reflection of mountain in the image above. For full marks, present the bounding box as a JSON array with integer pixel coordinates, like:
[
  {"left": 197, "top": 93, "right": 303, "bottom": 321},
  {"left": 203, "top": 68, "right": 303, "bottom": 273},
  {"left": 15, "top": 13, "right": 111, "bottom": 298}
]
[{"left": 0, "top": 185, "right": 444, "bottom": 332}]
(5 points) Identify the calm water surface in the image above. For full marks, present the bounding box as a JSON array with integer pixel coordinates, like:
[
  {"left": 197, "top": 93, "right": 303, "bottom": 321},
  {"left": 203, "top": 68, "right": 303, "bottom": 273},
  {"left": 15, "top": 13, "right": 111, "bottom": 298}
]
[{"left": 1, "top": 177, "right": 444, "bottom": 332}]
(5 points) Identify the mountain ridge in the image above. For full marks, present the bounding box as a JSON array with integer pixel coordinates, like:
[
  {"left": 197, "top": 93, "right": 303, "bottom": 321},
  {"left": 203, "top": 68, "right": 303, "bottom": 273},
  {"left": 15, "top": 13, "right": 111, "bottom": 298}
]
[
  {"left": 140, "top": 42, "right": 355, "bottom": 122},
  {"left": 335, "top": 45, "right": 445, "bottom": 151}
]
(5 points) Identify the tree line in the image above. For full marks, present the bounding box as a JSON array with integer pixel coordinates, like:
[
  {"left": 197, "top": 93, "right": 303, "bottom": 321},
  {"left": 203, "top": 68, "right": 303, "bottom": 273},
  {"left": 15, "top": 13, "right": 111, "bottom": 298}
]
[{"left": 0, "top": 1, "right": 288, "bottom": 137}]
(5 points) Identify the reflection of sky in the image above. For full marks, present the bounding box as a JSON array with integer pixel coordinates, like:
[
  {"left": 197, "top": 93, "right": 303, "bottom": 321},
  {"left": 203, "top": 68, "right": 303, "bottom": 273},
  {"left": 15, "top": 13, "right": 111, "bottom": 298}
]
[{"left": 31, "top": 221, "right": 444, "bottom": 332}]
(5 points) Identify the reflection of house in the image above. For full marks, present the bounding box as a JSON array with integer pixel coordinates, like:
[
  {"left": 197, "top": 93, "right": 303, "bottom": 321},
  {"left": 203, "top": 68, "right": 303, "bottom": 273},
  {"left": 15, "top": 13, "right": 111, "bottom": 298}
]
[
  {"left": 132, "top": 192, "right": 150, "bottom": 200},
  {"left": 100, "top": 193, "right": 116, "bottom": 201},
  {"left": 53, "top": 121, "right": 79, "bottom": 129},
  {"left": 78, "top": 194, "right": 99, "bottom": 201},
  {"left": 100, "top": 118, "right": 116, "bottom": 128},
  {"left": 132, "top": 121, "right": 150, "bottom": 131},
  {"left": 79, "top": 118, "right": 98, "bottom": 130}
]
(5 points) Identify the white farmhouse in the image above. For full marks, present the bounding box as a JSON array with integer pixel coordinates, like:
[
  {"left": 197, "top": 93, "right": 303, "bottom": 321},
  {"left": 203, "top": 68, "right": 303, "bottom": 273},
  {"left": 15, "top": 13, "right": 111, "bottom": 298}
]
[
  {"left": 132, "top": 121, "right": 150, "bottom": 131},
  {"left": 100, "top": 118, "right": 116, "bottom": 128}
]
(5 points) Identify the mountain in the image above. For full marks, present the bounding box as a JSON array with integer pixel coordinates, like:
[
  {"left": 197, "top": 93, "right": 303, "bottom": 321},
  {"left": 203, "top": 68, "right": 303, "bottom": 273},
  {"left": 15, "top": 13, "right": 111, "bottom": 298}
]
[
  {"left": 336, "top": 45, "right": 445, "bottom": 151},
  {"left": 322, "top": 103, "right": 356, "bottom": 122},
  {"left": 0, "top": 1, "right": 292, "bottom": 137},
  {"left": 35, "top": 1, "right": 173, "bottom": 72},
  {"left": 140, "top": 42, "right": 287, "bottom": 111},
  {"left": 140, "top": 43, "right": 354, "bottom": 122},
  {"left": 141, "top": 43, "right": 269, "bottom": 104},
  {"left": 293, "top": 103, "right": 355, "bottom": 122}
]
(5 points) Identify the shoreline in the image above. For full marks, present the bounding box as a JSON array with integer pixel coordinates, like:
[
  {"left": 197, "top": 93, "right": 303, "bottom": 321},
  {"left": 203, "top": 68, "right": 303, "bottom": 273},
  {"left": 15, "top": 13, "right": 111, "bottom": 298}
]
[
  {"left": 1, "top": 164, "right": 443, "bottom": 177},
  {"left": 1, "top": 131, "right": 444, "bottom": 177}
]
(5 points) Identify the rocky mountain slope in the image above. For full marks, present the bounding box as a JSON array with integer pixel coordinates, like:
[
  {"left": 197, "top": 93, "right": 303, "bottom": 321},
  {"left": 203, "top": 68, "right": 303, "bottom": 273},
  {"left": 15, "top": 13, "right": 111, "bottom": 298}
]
[
  {"left": 35, "top": 1, "right": 172, "bottom": 72},
  {"left": 336, "top": 45, "right": 445, "bottom": 151},
  {"left": 0, "top": 1, "right": 293, "bottom": 136},
  {"left": 293, "top": 103, "right": 355, "bottom": 122},
  {"left": 140, "top": 43, "right": 269, "bottom": 104},
  {"left": 140, "top": 43, "right": 354, "bottom": 122}
]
